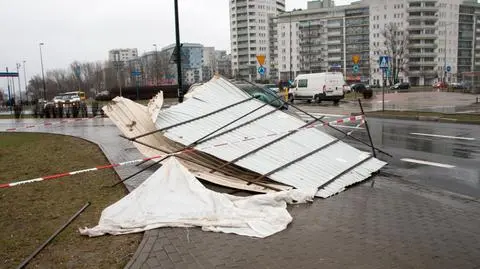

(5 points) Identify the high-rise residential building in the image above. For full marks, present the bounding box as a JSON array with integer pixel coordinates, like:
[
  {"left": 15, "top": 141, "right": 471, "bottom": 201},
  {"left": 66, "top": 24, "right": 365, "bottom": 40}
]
[
  {"left": 215, "top": 50, "right": 233, "bottom": 78},
  {"left": 161, "top": 43, "right": 204, "bottom": 84},
  {"left": 269, "top": 0, "right": 480, "bottom": 86},
  {"left": 229, "top": 0, "right": 286, "bottom": 79},
  {"left": 276, "top": 1, "right": 371, "bottom": 83},
  {"left": 108, "top": 48, "right": 138, "bottom": 62}
]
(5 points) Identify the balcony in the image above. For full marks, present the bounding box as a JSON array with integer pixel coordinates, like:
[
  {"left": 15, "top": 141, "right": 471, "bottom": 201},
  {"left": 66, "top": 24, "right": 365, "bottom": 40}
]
[
  {"left": 328, "top": 39, "right": 342, "bottom": 44},
  {"left": 328, "top": 56, "right": 342, "bottom": 61},
  {"left": 407, "top": 15, "right": 438, "bottom": 21},
  {"left": 407, "top": 70, "right": 437, "bottom": 76},
  {"left": 407, "top": 24, "right": 437, "bottom": 30},
  {"left": 408, "top": 52, "right": 437, "bottom": 57},
  {"left": 328, "top": 48, "right": 342, "bottom": 53},
  {"left": 408, "top": 61, "right": 437, "bottom": 66},
  {"left": 409, "top": 34, "right": 437, "bottom": 39},
  {"left": 406, "top": 5, "right": 438, "bottom": 12},
  {"left": 327, "top": 23, "right": 342, "bottom": 28},
  {"left": 328, "top": 31, "right": 342, "bottom": 36},
  {"left": 237, "top": 36, "right": 249, "bottom": 42},
  {"left": 407, "top": 43, "right": 437, "bottom": 48}
]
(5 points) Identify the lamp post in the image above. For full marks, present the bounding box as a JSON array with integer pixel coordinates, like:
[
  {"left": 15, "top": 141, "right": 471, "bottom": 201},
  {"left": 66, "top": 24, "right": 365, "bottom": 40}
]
[
  {"left": 289, "top": 11, "right": 292, "bottom": 82},
  {"left": 153, "top": 44, "right": 159, "bottom": 86},
  {"left": 174, "top": 0, "right": 183, "bottom": 103},
  {"left": 39, "top": 42, "right": 47, "bottom": 100},
  {"left": 22, "top": 61, "right": 28, "bottom": 103},
  {"left": 16, "top": 63, "right": 22, "bottom": 104}
]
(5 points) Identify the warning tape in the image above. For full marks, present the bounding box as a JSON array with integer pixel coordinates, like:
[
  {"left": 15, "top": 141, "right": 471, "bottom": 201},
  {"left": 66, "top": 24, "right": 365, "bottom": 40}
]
[
  {"left": 0, "top": 114, "right": 365, "bottom": 189},
  {"left": 2, "top": 118, "right": 92, "bottom": 132},
  {"left": 0, "top": 154, "right": 167, "bottom": 189}
]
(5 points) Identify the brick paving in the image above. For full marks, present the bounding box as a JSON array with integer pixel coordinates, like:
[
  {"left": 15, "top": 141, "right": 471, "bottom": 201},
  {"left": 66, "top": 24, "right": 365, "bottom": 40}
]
[{"left": 2, "top": 117, "right": 480, "bottom": 269}]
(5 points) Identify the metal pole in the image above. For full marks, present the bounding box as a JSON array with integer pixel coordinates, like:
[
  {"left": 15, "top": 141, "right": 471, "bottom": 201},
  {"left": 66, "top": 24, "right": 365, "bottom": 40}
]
[
  {"left": 16, "top": 63, "right": 22, "bottom": 104},
  {"left": 6, "top": 67, "right": 12, "bottom": 113},
  {"left": 153, "top": 44, "right": 159, "bottom": 86},
  {"left": 22, "top": 61, "right": 28, "bottom": 103},
  {"left": 289, "top": 11, "right": 292, "bottom": 81},
  {"left": 174, "top": 0, "right": 183, "bottom": 103},
  {"left": 382, "top": 68, "right": 385, "bottom": 111},
  {"left": 16, "top": 202, "right": 90, "bottom": 269},
  {"left": 358, "top": 99, "right": 376, "bottom": 158},
  {"left": 444, "top": 22, "right": 447, "bottom": 84},
  {"left": 39, "top": 43, "right": 47, "bottom": 100}
]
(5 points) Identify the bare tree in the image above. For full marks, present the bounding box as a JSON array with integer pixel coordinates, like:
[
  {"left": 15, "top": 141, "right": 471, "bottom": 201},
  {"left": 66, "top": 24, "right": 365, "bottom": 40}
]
[{"left": 373, "top": 22, "right": 409, "bottom": 85}]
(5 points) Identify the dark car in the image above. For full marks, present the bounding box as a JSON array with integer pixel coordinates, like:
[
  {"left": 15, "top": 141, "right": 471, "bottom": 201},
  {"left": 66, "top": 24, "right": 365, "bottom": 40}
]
[
  {"left": 234, "top": 83, "right": 288, "bottom": 110},
  {"left": 391, "top": 82, "right": 410, "bottom": 90},
  {"left": 351, "top": 83, "right": 373, "bottom": 99}
]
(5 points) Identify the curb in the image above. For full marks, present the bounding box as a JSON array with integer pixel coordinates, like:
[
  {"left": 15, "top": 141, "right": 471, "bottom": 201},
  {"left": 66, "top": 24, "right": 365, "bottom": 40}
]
[{"left": 353, "top": 113, "right": 480, "bottom": 125}]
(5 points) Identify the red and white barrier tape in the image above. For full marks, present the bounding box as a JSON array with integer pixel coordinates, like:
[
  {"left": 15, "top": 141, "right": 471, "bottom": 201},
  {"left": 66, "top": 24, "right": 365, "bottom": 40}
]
[
  {"left": 0, "top": 154, "right": 166, "bottom": 189},
  {"left": 1, "top": 114, "right": 366, "bottom": 188},
  {"left": 2, "top": 118, "right": 91, "bottom": 132}
]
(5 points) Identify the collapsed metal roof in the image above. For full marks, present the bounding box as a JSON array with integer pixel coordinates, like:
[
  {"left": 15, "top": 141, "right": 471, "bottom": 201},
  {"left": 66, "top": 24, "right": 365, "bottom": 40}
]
[{"left": 155, "top": 77, "right": 386, "bottom": 198}]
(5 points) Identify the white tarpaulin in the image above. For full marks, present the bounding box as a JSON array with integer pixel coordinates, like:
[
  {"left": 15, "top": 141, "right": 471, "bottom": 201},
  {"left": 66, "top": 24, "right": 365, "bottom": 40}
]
[{"left": 80, "top": 157, "right": 315, "bottom": 238}]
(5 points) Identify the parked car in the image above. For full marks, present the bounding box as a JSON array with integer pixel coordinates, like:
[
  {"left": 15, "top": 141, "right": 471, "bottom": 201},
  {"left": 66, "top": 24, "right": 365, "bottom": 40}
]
[
  {"left": 432, "top": 81, "right": 448, "bottom": 89},
  {"left": 451, "top": 81, "right": 471, "bottom": 89},
  {"left": 343, "top": 84, "right": 351, "bottom": 94},
  {"left": 390, "top": 82, "right": 410, "bottom": 90},
  {"left": 350, "top": 83, "right": 373, "bottom": 99},
  {"left": 290, "top": 72, "right": 346, "bottom": 104}
]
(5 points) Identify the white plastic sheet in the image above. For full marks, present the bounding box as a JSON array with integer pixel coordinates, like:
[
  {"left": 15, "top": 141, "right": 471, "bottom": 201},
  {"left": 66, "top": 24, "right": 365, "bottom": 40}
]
[{"left": 80, "top": 157, "right": 315, "bottom": 238}]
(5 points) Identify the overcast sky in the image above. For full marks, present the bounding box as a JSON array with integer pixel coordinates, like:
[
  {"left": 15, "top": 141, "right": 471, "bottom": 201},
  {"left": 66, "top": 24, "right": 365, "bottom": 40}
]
[{"left": 0, "top": 0, "right": 353, "bottom": 90}]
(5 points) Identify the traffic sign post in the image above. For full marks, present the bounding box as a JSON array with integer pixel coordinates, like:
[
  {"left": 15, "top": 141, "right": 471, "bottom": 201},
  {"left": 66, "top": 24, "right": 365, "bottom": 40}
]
[
  {"left": 131, "top": 70, "right": 142, "bottom": 100},
  {"left": 353, "top": 64, "right": 359, "bottom": 74},
  {"left": 379, "top": 56, "right": 389, "bottom": 69},
  {"left": 258, "top": 66, "right": 266, "bottom": 76},
  {"left": 256, "top": 55, "right": 266, "bottom": 66}
]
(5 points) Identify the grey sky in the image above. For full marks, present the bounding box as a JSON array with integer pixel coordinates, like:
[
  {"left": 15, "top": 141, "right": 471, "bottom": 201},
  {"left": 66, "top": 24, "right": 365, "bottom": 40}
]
[{"left": 0, "top": 0, "right": 353, "bottom": 90}]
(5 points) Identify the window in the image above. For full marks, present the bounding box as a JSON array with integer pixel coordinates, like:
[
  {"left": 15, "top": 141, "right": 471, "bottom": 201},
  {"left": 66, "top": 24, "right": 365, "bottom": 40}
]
[{"left": 298, "top": 79, "right": 308, "bottom": 88}]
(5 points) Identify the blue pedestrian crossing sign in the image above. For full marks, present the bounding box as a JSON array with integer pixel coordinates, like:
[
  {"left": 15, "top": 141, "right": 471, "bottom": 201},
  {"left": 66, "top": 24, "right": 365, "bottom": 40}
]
[
  {"left": 379, "top": 56, "right": 389, "bottom": 69},
  {"left": 446, "top": 66, "right": 451, "bottom": 72},
  {"left": 258, "top": 66, "right": 266, "bottom": 75},
  {"left": 353, "top": 64, "right": 360, "bottom": 73}
]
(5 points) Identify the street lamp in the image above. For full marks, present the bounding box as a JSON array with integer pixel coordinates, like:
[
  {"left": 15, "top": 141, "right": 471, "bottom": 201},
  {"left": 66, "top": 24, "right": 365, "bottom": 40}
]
[
  {"left": 153, "top": 44, "right": 159, "bottom": 86},
  {"left": 22, "top": 60, "right": 28, "bottom": 103},
  {"left": 39, "top": 42, "right": 47, "bottom": 100}
]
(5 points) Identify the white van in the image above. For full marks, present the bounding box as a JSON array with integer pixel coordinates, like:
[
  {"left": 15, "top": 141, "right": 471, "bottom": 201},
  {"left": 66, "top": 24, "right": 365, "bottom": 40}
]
[{"left": 291, "top": 72, "right": 346, "bottom": 104}]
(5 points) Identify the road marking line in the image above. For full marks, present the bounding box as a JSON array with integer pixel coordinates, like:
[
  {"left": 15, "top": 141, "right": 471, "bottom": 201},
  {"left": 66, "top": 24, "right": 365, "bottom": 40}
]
[
  {"left": 410, "top": 132, "right": 475, "bottom": 141},
  {"left": 400, "top": 158, "right": 456, "bottom": 168}
]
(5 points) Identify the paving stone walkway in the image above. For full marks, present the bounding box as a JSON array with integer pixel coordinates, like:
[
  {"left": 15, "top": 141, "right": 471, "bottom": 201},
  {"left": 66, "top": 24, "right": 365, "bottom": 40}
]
[{"left": 2, "top": 118, "right": 479, "bottom": 269}]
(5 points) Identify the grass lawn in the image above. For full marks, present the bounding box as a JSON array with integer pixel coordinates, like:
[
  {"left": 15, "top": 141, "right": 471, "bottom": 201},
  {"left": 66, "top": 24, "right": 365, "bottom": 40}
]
[{"left": 0, "top": 133, "right": 141, "bottom": 269}]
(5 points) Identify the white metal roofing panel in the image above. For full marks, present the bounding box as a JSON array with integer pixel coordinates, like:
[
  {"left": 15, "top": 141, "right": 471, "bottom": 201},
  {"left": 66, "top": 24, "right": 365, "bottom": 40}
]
[{"left": 155, "top": 77, "right": 386, "bottom": 197}]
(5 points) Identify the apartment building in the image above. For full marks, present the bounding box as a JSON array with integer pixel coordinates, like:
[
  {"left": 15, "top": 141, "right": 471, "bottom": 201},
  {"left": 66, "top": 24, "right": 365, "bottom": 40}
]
[
  {"left": 229, "top": 0, "right": 286, "bottom": 79},
  {"left": 108, "top": 48, "right": 138, "bottom": 62},
  {"left": 276, "top": 1, "right": 370, "bottom": 83},
  {"left": 161, "top": 43, "right": 204, "bottom": 84}
]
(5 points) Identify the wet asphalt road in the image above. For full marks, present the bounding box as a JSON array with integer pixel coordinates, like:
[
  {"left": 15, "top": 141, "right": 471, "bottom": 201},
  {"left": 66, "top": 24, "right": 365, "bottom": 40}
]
[
  {"left": 2, "top": 106, "right": 479, "bottom": 199},
  {"left": 294, "top": 109, "right": 480, "bottom": 199}
]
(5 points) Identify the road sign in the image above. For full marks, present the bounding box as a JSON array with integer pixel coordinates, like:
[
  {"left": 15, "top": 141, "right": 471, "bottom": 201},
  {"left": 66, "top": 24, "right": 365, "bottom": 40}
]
[
  {"left": 379, "top": 56, "right": 389, "bottom": 69},
  {"left": 352, "top": 55, "right": 361, "bottom": 64},
  {"left": 131, "top": 71, "right": 142, "bottom": 76},
  {"left": 446, "top": 66, "right": 451, "bottom": 72},
  {"left": 258, "top": 66, "right": 266, "bottom": 75},
  {"left": 330, "top": 64, "right": 341, "bottom": 69},
  {"left": 256, "top": 55, "right": 266, "bottom": 66},
  {"left": 352, "top": 64, "right": 359, "bottom": 74},
  {"left": 0, "top": 72, "right": 19, "bottom": 77}
]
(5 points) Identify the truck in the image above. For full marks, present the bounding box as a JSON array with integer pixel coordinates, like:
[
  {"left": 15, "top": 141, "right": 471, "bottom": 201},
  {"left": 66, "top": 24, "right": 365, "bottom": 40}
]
[{"left": 290, "top": 72, "right": 346, "bottom": 104}]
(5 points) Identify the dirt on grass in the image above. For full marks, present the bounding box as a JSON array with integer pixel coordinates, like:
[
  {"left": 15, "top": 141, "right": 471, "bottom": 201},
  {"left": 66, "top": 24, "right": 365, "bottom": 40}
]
[{"left": 0, "top": 133, "right": 142, "bottom": 269}]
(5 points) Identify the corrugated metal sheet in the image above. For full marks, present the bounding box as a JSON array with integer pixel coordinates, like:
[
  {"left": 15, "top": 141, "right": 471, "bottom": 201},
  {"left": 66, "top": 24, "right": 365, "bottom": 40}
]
[{"left": 155, "top": 77, "right": 386, "bottom": 197}]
